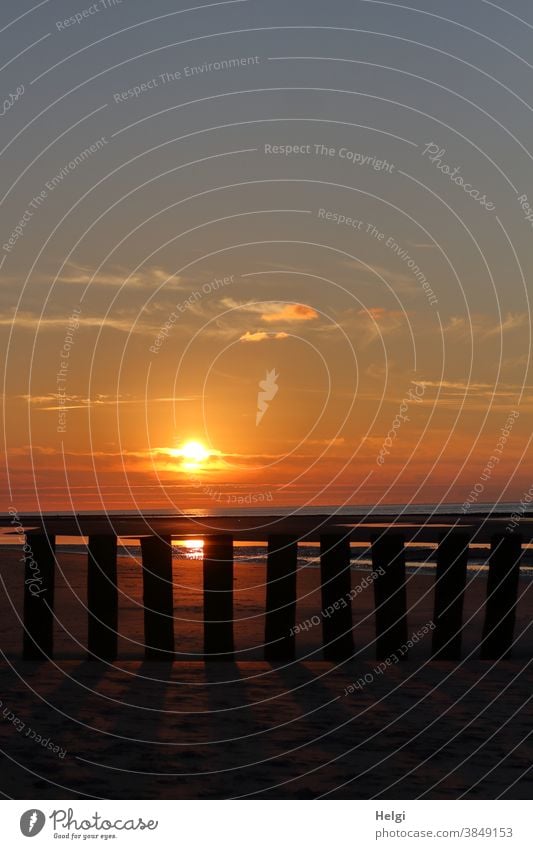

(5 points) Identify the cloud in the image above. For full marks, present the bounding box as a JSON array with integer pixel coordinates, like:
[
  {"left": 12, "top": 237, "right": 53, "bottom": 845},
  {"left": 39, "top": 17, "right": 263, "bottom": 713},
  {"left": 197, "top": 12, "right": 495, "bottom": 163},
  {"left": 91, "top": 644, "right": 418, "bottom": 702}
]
[
  {"left": 485, "top": 312, "right": 528, "bottom": 336},
  {"left": 239, "top": 331, "right": 289, "bottom": 343},
  {"left": 351, "top": 307, "right": 405, "bottom": 346},
  {"left": 306, "top": 437, "right": 345, "bottom": 447},
  {"left": 0, "top": 312, "right": 152, "bottom": 334},
  {"left": 413, "top": 379, "right": 530, "bottom": 405},
  {"left": 340, "top": 261, "right": 422, "bottom": 296},
  {"left": 18, "top": 393, "right": 199, "bottom": 411},
  {"left": 50, "top": 263, "right": 182, "bottom": 290},
  {"left": 0, "top": 263, "right": 183, "bottom": 291},
  {"left": 359, "top": 307, "right": 388, "bottom": 320},
  {"left": 444, "top": 312, "right": 529, "bottom": 339},
  {"left": 262, "top": 303, "right": 318, "bottom": 322},
  {"left": 420, "top": 379, "right": 527, "bottom": 393},
  {"left": 164, "top": 299, "right": 319, "bottom": 343},
  {"left": 221, "top": 300, "right": 319, "bottom": 324}
]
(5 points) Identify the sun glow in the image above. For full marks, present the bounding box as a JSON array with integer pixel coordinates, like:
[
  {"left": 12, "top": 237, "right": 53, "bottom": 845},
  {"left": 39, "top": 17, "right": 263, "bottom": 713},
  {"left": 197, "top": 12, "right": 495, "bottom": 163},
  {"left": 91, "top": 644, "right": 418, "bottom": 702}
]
[
  {"left": 183, "top": 539, "right": 204, "bottom": 550},
  {"left": 174, "top": 440, "right": 211, "bottom": 467}
]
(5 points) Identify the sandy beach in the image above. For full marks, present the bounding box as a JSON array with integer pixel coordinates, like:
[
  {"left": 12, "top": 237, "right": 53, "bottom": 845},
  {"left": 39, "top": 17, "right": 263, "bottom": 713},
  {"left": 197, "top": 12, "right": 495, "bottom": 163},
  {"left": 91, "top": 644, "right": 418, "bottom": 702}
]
[{"left": 0, "top": 550, "right": 532, "bottom": 798}]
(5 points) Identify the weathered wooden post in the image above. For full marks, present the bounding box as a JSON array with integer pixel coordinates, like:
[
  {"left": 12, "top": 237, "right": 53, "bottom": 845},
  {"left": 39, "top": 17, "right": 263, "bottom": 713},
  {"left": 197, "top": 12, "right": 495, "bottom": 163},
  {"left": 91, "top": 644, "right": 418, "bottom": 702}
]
[
  {"left": 23, "top": 532, "right": 56, "bottom": 660},
  {"left": 203, "top": 535, "right": 234, "bottom": 660},
  {"left": 141, "top": 535, "right": 174, "bottom": 661},
  {"left": 432, "top": 532, "right": 469, "bottom": 660},
  {"left": 87, "top": 535, "right": 118, "bottom": 660},
  {"left": 480, "top": 533, "right": 522, "bottom": 659},
  {"left": 265, "top": 535, "right": 298, "bottom": 661},
  {"left": 320, "top": 534, "right": 354, "bottom": 660},
  {"left": 371, "top": 533, "right": 408, "bottom": 660}
]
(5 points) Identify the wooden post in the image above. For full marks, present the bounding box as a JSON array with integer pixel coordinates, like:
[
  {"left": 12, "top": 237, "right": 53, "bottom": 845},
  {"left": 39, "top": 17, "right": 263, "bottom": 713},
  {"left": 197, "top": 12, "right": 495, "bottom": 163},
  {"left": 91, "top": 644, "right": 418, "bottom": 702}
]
[
  {"left": 320, "top": 534, "right": 354, "bottom": 660},
  {"left": 265, "top": 535, "right": 298, "bottom": 661},
  {"left": 371, "top": 534, "right": 408, "bottom": 660},
  {"left": 480, "top": 534, "right": 522, "bottom": 660},
  {"left": 141, "top": 535, "right": 174, "bottom": 661},
  {"left": 23, "top": 533, "right": 56, "bottom": 660},
  {"left": 203, "top": 535, "right": 234, "bottom": 660},
  {"left": 87, "top": 535, "right": 118, "bottom": 661},
  {"left": 432, "top": 533, "right": 469, "bottom": 660}
]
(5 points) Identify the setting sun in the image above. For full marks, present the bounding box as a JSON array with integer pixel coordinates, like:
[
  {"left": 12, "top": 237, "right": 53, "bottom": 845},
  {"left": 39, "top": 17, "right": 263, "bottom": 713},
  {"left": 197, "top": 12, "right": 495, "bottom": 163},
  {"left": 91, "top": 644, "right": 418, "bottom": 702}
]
[
  {"left": 177, "top": 440, "right": 211, "bottom": 465},
  {"left": 161, "top": 439, "right": 223, "bottom": 472}
]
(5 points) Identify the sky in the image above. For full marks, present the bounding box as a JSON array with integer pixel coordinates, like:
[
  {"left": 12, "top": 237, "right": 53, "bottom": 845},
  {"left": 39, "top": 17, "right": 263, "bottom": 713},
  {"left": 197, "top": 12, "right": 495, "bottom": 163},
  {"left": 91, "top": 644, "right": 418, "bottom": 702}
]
[{"left": 1, "top": 0, "right": 532, "bottom": 512}]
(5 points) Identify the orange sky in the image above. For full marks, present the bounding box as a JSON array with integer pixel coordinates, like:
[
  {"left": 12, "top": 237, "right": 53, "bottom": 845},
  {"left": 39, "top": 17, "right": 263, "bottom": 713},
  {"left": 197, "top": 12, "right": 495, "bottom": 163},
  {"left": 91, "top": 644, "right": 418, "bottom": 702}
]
[{"left": 1, "top": 0, "right": 532, "bottom": 512}]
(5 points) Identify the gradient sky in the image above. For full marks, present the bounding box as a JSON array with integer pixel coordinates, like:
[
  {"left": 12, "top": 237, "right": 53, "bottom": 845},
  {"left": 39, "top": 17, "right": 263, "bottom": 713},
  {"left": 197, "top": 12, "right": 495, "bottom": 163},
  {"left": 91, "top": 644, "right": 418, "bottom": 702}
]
[{"left": 1, "top": 0, "right": 532, "bottom": 511}]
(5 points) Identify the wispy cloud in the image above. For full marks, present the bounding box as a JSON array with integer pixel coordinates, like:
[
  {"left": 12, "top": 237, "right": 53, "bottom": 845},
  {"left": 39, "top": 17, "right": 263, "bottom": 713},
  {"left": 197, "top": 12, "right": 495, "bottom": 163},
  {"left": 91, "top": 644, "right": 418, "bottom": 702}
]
[
  {"left": 4, "top": 263, "right": 184, "bottom": 290},
  {"left": 18, "top": 393, "right": 199, "bottom": 411},
  {"left": 354, "top": 307, "right": 405, "bottom": 346},
  {"left": 306, "top": 437, "right": 345, "bottom": 447},
  {"left": 0, "top": 312, "right": 151, "bottom": 334},
  {"left": 340, "top": 261, "right": 422, "bottom": 296},
  {"left": 239, "top": 331, "right": 289, "bottom": 343},
  {"left": 485, "top": 312, "right": 528, "bottom": 336},
  {"left": 444, "top": 312, "right": 529, "bottom": 339},
  {"left": 222, "top": 299, "right": 319, "bottom": 323},
  {"left": 406, "top": 241, "right": 436, "bottom": 250},
  {"left": 261, "top": 303, "right": 318, "bottom": 322}
]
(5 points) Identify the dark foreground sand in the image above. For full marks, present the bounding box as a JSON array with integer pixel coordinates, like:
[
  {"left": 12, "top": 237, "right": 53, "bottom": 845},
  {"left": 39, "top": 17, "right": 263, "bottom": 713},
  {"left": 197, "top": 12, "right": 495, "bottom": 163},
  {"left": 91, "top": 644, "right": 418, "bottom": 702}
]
[
  {"left": 0, "top": 660, "right": 531, "bottom": 799},
  {"left": 0, "top": 551, "right": 532, "bottom": 798}
]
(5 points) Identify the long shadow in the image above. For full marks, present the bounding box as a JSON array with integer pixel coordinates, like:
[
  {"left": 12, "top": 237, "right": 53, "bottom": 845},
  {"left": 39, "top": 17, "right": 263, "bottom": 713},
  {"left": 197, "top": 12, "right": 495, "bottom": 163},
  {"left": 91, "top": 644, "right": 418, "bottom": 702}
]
[
  {"left": 1, "top": 659, "right": 110, "bottom": 798},
  {"left": 271, "top": 659, "right": 428, "bottom": 799},
  {"left": 72, "top": 660, "right": 176, "bottom": 798}
]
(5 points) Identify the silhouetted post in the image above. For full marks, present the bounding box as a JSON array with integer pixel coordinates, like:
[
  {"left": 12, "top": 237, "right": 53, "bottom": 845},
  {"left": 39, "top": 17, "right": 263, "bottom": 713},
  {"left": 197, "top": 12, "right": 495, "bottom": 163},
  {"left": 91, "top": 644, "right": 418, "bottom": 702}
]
[
  {"left": 23, "top": 532, "right": 56, "bottom": 660},
  {"left": 320, "top": 534, "right": 354, "bottom": 660},
  {"left": 480, "top": 534, "right": 522, "bottom": 660},
  {"left": 265, "top": 535, "right": 298, "bottom": 661},
  {"left": 371, "top": 534, "right": 408, "bottom": 660},
  {"left": 204, "top": 535, "right": 234, "bottom": 660},
  {"left": 87, "top": 535, "right": 118, "bottom": 661},
  {"left": 432, "top": 533, "right": 469, "bottom": 660},
  {"left": 141, "top": 535, "right": 174, "bottom": 661}
]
